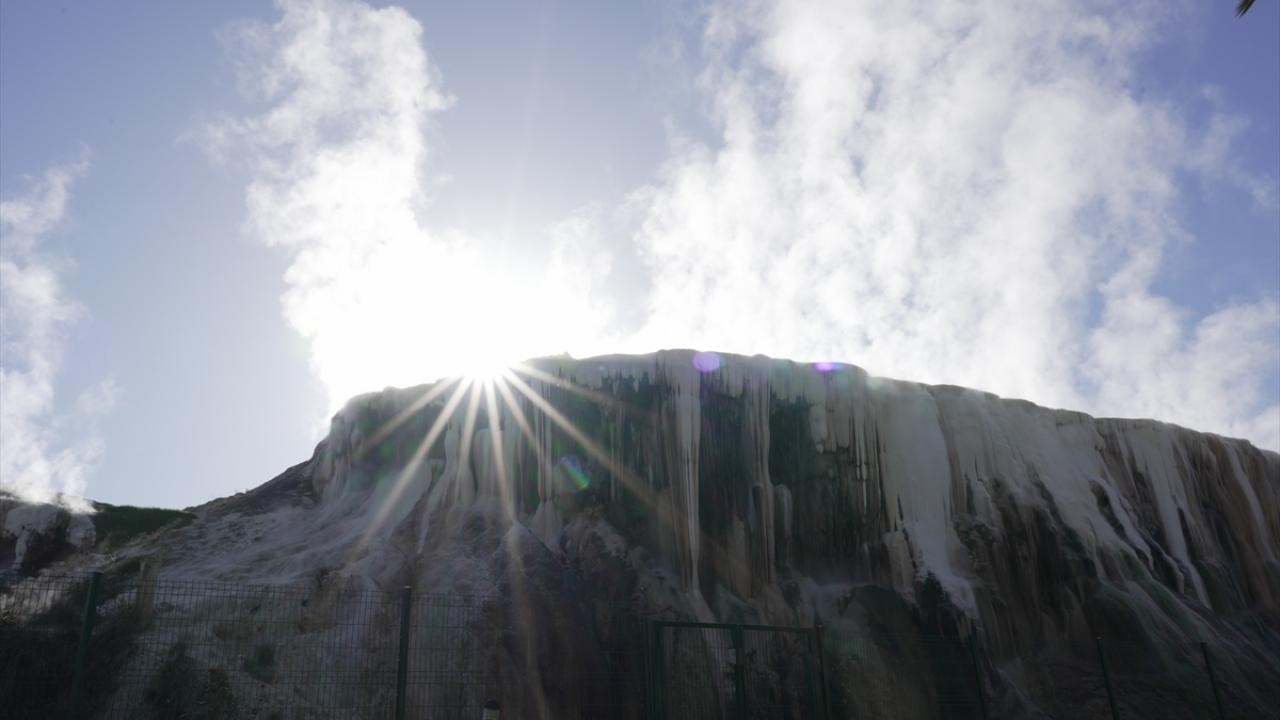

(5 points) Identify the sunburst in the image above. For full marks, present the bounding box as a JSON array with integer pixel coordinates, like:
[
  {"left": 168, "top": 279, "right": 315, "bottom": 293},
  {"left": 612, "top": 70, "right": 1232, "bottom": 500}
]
[{"left": 348, "top": 357, "right": 740, "bottom": 600}]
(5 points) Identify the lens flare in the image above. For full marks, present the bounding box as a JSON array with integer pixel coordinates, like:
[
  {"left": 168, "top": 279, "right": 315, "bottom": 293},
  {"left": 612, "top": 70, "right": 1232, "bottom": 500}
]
[
  {"left": 692, "top": 351, "right": 722, "bottom": 373},
  {"left": 560, "top": 455, "right": 590, "bottom": 490}
]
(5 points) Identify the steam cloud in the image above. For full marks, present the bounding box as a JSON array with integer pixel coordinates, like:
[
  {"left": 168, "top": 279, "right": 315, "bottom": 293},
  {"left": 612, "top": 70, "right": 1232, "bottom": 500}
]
[
  {"left": 210, "top": 0, "right": 1279, "bottom": 450},
  {"left": 0, "top": 157, "right": 116, "bottom": 508},
  {"left": 202, "top": 0, "right": 616, "bottom": 407},
  {"left": 629, "top": 1, "right": 1280, "bottom": 449}
]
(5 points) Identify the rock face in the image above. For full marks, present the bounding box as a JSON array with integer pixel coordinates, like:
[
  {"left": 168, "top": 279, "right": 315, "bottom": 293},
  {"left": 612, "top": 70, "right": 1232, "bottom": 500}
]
[
  {"left": 0, "top": 494, "right": 95, "bottom": 576},
  {"left": 21, "top": 350, "right": 1280, "bottom": 718}
]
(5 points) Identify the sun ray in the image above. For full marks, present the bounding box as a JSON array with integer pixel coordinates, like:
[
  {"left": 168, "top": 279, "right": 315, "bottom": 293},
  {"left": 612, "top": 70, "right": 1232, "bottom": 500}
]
[
  {"left": 349, "top": 376, "right": 472, "bottom": 561},
  {"left": 509, "top": 361, "right": 641, "bottom": 418},
  {"left": 449, "top": 375, "right": 485, "bottom": 506},
  {"left": 502, "top": 368, "right": 745, "bottom": 594},
  {"left": 483, "top": 374, "right": 551, "bottom": 717},
  {"left": 500, "top": 369, "right": 657, "bottom": 510},
  {"left": 414, "top": 378, "right": 494, "bottom": 554},
  {"left": 356, "top": 376, "right": 461, "bottom": 462},
  {"left": 483, "top": 378, "right": 520, "bottom": 524},
  {"left": 492, "top": 373, "right": 554, "bottom": 496}
]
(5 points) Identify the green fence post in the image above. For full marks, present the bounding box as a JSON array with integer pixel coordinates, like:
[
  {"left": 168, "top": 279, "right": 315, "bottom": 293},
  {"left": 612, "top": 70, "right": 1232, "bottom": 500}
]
[
  {"left": 68, "top": 571, "right": 102, "bottom": 719},
  {"left": 653, "top": 623, "right": 666, "bottom": 720},
  {"left": 1200, "top": 642, "right": 1225, "bottom": 720},
  {"left": 814, "top": 623, "right": 832, "bottom": 720},
  {"left": 1095, "top": 636, "right": 1120, "bottom": 720},
  {"left": 968, "top": 634, "right": 989, "bottom": 720},
  {"left": 644, "top": 621, "right": 655, "bottom": 720},
  {"left": 395, "top": 586, "right": 412, "bottom": 720},
  {"left": 731, "top": 625, "right": 748, "bottom": 720}
]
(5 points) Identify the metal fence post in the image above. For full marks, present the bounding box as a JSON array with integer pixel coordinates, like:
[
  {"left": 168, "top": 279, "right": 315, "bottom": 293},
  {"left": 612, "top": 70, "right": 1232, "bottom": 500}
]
[
  {"left": 1095, "top": 636, "right": 1120, "bottom": 720},
  {"left": 69, "top": 571, "right": 102, "bottom": 719},
  {"left": 643, "top": 620, "right": 653, "bottom": 720},
  {"left": 814, "top": 623, "right": 832, "bottom": 720},
  {"left": 1200, "top": 642, "right": 1225, "bottom": 720},
  {"left": 395, "top": 586, "right": 412, "bottom": 720},
  {"left": 731, "top": 625, "right": 748, "bottom": 720},
  {"left": 653, "top": 622, "right": 665, "bottom": 720},
  {"left": 968, "top": 633, "right": 989, "bottom": 720}
]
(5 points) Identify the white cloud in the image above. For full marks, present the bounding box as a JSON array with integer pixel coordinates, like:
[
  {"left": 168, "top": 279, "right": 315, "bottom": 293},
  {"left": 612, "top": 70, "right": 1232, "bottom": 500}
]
[
  {"left": 0, "top": 156, "right": 113, "bottom": 508},
  {"left": 627, "top": 0, "right": 1279, "bottom": 450},
  {"left": 210, "top": 0, "right": 1278, "bottom": 450}
]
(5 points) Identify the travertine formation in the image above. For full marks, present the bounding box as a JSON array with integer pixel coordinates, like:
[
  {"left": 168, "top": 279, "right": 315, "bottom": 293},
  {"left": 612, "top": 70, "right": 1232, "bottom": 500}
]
[
  {"left": 0, "top": 494, "right": 95, "bottom": 575},
  {"left": 232, "top": 350, "right": 1276, "bottom": 716},
  {"left": 17, "top": 350, "right": 1280, "bottom": 718}
]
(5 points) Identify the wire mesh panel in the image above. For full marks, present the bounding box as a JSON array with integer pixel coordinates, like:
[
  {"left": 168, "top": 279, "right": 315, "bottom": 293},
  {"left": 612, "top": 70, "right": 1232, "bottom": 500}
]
[
  {"left": 816, "top": 627, "right": 987, "bottom": 720},
  {"left": 650, "top": 621, "right": 824, "bottom": 720},
  {"left": 1201, "top": 640, "right": 1276, "bottom": 719},
  {"left": 577, "top": 608, "right": 647, "bottom": 720},
  {"left": 2, "top": 572, "right": 650, "bottom": 718},
  {"left": 98, "top": 577, "right": 402, "bottom": 718},
  {"left": 919, "top": 636, "right": 984, "bottom": 720},
  {"left": 0, "top": 574, "right": 92, "bottom": 719},
  {"left": 651, "top": 622, "right": 738, "bottom": 719},
  {"left": 401, "top": 594, "right": 645, "bottom": 720},
  {"left": 1, "top": 573, "right": 407, "bottom": 718},
  {"left": 1011, "top": 640, "right": 1253, "bottom": 720},
  {"left": 739, "top": 627, "right": 821, "bottom": 720},
  {"left": 10, "top": 570, "right": 1271, "bottom": 719},
  {"left": 1018, "top": 650, "right": 1116, "bottom": 719},
  {"left": 404, "top": 592, "right": 492, "bottom": 718},
  {"left": 1098, "top": 638, "right": 1218, "bottom": 720}
]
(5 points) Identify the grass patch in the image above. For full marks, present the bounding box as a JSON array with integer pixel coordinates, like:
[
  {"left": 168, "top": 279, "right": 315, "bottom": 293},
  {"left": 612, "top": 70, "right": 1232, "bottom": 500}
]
[{"left": 91, "top": 502, "right": 195, "bottom": 548}]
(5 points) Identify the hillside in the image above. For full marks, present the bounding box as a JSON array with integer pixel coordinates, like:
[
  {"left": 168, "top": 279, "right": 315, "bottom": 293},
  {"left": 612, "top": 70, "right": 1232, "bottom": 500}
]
[{"left": 4, "top": 350, "right": 1278, "bottom": 718}]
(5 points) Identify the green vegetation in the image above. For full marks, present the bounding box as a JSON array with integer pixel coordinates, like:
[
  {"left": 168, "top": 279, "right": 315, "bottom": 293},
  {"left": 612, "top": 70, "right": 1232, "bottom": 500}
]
[{"left": 91, "top": 502, "right": 195, "bottom": 548}]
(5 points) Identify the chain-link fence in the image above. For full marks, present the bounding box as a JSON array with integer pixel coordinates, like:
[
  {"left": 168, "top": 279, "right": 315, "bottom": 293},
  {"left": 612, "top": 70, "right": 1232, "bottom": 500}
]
[
  {"left": 645, "top": 621, "right": 826, "bottom": 720},
  {"left": 812, "top": 628, "right": 985, "bottom": 720},
  {"left": 1, "top": 571, "right": 1257, "bottom": 719},
  {"left": 1000, "top": 636, "right": 1256, "bottom": 720},
  {"left": 0, "top": 571, "right": 643, "bottom": 719},
  {"left": 0, "top": 574, "right": 94, "bottom": 718}
]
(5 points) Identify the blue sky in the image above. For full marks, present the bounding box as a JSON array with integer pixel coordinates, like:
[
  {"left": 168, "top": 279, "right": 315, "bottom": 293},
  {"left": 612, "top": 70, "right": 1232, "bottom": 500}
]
[{"left": 1, "top": 0, "right": 1277, "bottom": 509}]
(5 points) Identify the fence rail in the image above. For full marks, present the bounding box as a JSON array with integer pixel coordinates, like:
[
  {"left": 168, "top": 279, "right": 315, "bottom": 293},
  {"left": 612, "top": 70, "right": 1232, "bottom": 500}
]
[{"left": 0, "top": 571, "right": 1259, "bottom": 719}]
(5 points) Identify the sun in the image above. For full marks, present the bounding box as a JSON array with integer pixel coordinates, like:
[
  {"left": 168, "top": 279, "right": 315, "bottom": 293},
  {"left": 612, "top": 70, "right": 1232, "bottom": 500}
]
[
  {"left": 462, "top": 355, "right": 512, "bottom": 382},
  {"left": 306, "top": 239, "right": 614, "bottom": 412}
]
